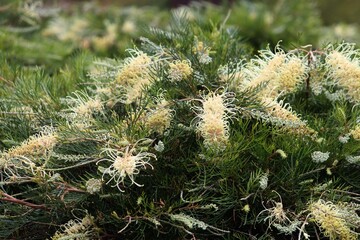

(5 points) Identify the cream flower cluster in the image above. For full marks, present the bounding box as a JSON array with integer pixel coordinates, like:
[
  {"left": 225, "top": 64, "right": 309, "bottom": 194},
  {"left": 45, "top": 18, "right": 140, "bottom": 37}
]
[
  {"left": 345, "top": 155, "right": 360, "bottom": 164},
  {"left": 66, "top": 92, "right": 103, "bottom": 119},
  {"left": 311, "top": 151, "right": 330, "bottom": 163},
  {"left": 309, "top": 199, "right": 358, "bottom": 240},
  {"left": 261, "top": 98, "right": 315, "bottom": 136},
  {"left": 350, "top": 125, "right": 360, "bottom": 140},
  {"left": 232, "top": 45, "right": 316, "bottom": 136},
  {"left": 194, "top": 91, "right": 236, "bottom": 152},
  {"left": 98, "top": 145, "right": 156, "bottom": 191},
  {"left": 168, "top": 60, "right": 193, "bottom": 82},
  {"left": 92, "top": 22, "right": 117, "bottom": 52},
  {"left": 4, "top": 126, "right": 57, "bottom": 159},
  {"left": 239, "top": 46, "right": 308, "bottom": 99},
  {"left": 52, "top": 214, "right": 97, "bottom": 240},
  {"left": 62, "top": 91, "right": 104, "bottom": 129},
  {"left": 326, "top": 43, "right": 360, "bottom": 103},
  {"left": 192, "top": 40, "right": 212, "bottom": 64},
  {"left": 85, "top": 178, "right": 103, "bottom": 194},
  {"left": 170, "top": 213, "right": 208, "bottom": 230},
  {"left": 0, "top": 127, "right": 57, "bottom": 178},
  {"left": 115, "top": 49, "right": 153, "bottom": 103},
  {"left": 259, "top": 173, "right": 268, "bottom": 190},
  {"left": 43, "top": 17, "right": 89, "bottom": 42},
  {"left": 145, "top": 100, "right": 174, "bottom": 134}
]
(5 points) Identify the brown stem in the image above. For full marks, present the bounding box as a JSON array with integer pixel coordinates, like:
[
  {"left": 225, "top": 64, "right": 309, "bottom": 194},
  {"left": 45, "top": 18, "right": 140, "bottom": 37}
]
[
  {"left": 267, "top": 152, "right": 276, "bottom": 161},
  {"left": 0, "top": 191, "right": 48, "bottom": 210},
  {"left": 54, "top": 182, "right": 86, "bottom": 201},
  {"left": 0, "top": 75, "right": 14, "bottom": 86}
]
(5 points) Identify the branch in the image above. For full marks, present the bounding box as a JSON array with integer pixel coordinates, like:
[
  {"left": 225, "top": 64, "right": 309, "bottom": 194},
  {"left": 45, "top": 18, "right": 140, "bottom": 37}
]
[
  {"left": 0, "top": 191, "right": 48, "bottom": 210},
  {"left": 54, "top": 182, "right": 86, "bottom": 201},
  {"left": 0, "top": 75, "right": 14, "bottom": 86},
  {"left": 45, "top": 158, "right": 100, "bottom": 171}
]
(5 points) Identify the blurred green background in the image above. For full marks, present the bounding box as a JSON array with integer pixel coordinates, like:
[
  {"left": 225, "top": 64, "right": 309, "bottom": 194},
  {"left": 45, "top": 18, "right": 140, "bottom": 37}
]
[
  {"left": 317, "top": 0, "right": 360, "bottom": 24},
  {"left": 45, "top": 0, "right": 360, "bottom": 25}
]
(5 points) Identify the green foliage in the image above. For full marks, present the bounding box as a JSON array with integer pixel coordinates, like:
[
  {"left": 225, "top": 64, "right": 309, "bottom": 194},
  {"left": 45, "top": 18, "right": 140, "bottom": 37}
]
[
  {"left": 0, "top": 1, "right": 360, "bottom": 239},
  {"left": 185, "top": 0, "right": 322, "bottom": 49}
]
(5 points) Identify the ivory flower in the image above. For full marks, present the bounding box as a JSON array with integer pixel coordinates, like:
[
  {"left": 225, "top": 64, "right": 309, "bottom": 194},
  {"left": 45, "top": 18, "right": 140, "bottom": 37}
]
[
  {"left": 326, "top": 43, "right": 360, "bottom": 103},
  {"left": 6, "top": 127, "right": 57, "bottom": 158},
  {"left": 115, "top": 49, "right": 153, "bottom": 103},
  {"left": 350, "top": 125, "right": 360, "bottom": 140},
  {"left": 194, "top": 90, "right": 236, "bottom": 152},
  {"left": 168, "top": 60, "right": 193, "bottom": 82},
  {"left": 309, "top": 199, "right": 358, "bottom": 240},
  {"left": 261, "top": 98, "right": 315, "bottom": 136},
  {"left": 98, "top": 146, "right": 156, "bottom": 191},
  {"left": 145, "top": 100, "right": 174, "bottom": 134},
  {"left": 52, "top": 215, "right": 97, "bottom": 240},
  {"left": 192, "top": 40, "right": 212, "bottom": 64},
  {"left": 240, "top": 46, "right": 307, "bottom": 99}
]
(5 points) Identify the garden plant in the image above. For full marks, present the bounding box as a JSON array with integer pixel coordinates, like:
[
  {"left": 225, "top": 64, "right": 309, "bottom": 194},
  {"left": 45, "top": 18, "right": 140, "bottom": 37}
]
[{"left": 0, "top": 1, "right": 359, "bottom": 239}]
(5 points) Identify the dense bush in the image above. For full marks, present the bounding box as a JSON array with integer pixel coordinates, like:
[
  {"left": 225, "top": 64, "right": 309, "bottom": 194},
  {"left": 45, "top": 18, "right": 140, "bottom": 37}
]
[{"left": 0, "top": 1, "right": 359, "bottom": 239}]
